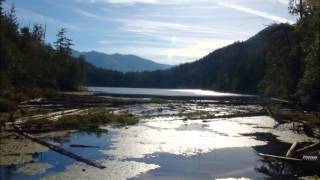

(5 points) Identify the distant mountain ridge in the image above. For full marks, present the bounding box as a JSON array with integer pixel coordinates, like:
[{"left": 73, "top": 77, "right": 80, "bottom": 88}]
[
  {"left": 85, "top": 24, "right": 294, "bottom": 93},
  {"left": 72, "top": 50, "right": 171, "bottom": 72}
]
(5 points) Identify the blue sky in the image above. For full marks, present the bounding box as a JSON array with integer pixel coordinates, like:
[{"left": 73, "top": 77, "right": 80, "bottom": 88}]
[{"left": 3, "top": 0, "right": 296, "bottom": 65}]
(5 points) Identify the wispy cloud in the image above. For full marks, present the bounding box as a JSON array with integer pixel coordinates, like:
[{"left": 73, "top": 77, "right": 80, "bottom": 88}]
[
  {"left": 72, "top": 8, "right": 118, "bottom": 22},
  {"left": 72, "top": 9, "right": 250, "bottom": 38},
  {"left": 72, "top": 1, "right": 294, "bottom": 64},
  {"left": 276, "top": 0, "right": 289, "bottom": 5},
  {"left": 76, "top": 0, "right": 209, "bottom": 5},
  {"left": 16, "top": 7, "right": 79, "bottom": 30},
  {"left": 120, "top": 19, "right": 250, "bottom": 37},
  {"left": 4, "top": 0, "right": 296, "bottom": 64},
  {"left": 73, "top": 8, "right": 102, "bottom": 19},
  {"left": 76, "top": 0, "right": 158, "bottom": 4},
  {"left": 218, "top": 2, "right": 294, "bottom": 24}
]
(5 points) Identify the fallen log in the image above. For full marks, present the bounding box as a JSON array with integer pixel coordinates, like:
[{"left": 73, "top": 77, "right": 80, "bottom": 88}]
[
  {"left": 16, "top": 131, "right": 106, "bottom": 169},
  {"left": 296, "top": 142, "right": 320, "bottom": 155},
  {"left": 70, "top": 144, "right": 100, "bottom": 148},
  {"left": 207, "top": 111, "right": 267, "bottom": 119},
  {"left": 258, "top": 153, "right": 302, "bottom": 162},
  {"left": 264, "top": 106, "right": 274, "bottom": 117},
  {"left": 286, "top": 142, "right": 299, "bottom": 157}
]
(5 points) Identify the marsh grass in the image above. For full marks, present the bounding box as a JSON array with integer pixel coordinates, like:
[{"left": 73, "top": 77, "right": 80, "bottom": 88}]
[
  {"left": 269, "top": 105, "right": 320, "bottom": 125},
  {"left": 24, "top": 108, "right": 138, "bottom": 131}
]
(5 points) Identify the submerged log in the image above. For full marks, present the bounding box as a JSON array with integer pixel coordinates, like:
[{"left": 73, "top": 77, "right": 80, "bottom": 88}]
[
  {"left": 286, "top": 142, "right": 299, "bottom": 157},
  {"left": 16, "top": 131, "right": 106, "bottom": 169},
  {"left": 70, "top": 144, "right": 100, "bottom": 148}
]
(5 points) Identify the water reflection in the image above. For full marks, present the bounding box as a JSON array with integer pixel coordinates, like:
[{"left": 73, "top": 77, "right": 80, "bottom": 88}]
[
  {"left": 88, "top": 87, "right": 243, "bottom": 97},
  {"left": 1, "top": 104, "right": 319, "bottom": 179}
]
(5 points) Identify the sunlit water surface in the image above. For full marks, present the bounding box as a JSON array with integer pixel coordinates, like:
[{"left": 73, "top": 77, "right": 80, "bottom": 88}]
[
  {"left": 88, "top": 87, "right": 243, "bottom": 97},
  {"left": 0, "top": 99, "right": 318, "bottom": 179}
]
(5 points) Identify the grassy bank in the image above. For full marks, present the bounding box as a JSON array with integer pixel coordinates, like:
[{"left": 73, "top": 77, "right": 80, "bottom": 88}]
[
  {"left": 23, "top": 108, "right": 138, "bottom": 131},
  {"left": 267, "top": 104, "right": 320, "bottom": 125}
]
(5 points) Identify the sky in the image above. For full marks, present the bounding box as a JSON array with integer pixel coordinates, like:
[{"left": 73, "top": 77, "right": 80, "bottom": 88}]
[{"left": 3, "top": 0, "right": 296, "bottom": 65}]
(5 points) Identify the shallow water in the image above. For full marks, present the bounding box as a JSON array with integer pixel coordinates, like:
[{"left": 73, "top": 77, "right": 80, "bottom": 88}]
[
  {"left": 88, "top": 87, "right": 243, "bottom": 97},
  {"left": 1, "top": 103, "right": 319, "bottom": 180}
]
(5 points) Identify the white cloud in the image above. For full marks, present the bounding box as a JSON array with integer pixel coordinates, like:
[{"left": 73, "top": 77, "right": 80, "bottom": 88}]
[{"left": 218, "top": 2, "right": 294, "bottom": 24}]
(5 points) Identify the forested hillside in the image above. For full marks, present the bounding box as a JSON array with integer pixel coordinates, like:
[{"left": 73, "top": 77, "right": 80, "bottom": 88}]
[
  {"left": 0, "top": 1, "right": 85, "bottom": 107},
  {"left": 84, "top": 24, "right": 291, "bottom": 92},
  {"left": 86, "top": 0, "right": 320, "bottom": 109}
]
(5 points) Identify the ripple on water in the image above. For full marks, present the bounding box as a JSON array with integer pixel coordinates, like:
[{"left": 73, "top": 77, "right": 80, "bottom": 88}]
[{"left": 42, "top": 160, "right": 159, "bottom": 180}]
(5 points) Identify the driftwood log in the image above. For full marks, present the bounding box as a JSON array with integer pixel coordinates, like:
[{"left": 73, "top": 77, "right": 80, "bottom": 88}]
[
  {"left": 296, "top": 142, "right": 320, "bottom": 155},
  {"left": 16, "top": 131, "right": 106, "bottom": 169},
  {"left": 258, "top": 153, "right": 302, "bottom": 162},
  {"left": 286, "top": 142, "right": 299, "bottom": 157}
]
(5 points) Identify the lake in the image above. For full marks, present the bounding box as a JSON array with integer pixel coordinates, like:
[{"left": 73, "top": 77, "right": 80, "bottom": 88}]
[{"left": 1, "top": 88, "right": 319, "bottom": 180}]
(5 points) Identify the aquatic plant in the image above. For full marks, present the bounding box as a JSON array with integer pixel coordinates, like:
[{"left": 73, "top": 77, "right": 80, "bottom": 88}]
[{"left": 24, "top": 108, "right": 138, "bottom": 131}]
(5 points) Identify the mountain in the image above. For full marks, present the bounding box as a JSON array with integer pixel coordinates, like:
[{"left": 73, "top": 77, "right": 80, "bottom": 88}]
[
  {"left": 86, "top": 21, "right": 320, "bottom": 108},
  {"left": 72, "top": 50, "right": 171, "bottom": 72},
  {"left": 85, "top": 24, "right": 295, "bottom": 93}
]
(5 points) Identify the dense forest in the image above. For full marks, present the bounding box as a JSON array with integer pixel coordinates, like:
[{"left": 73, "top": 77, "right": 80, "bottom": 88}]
[
  {"left": 86, "top": 0, "right": 320, "bottom": 110},
  {"left": 0, "top": 0, "right": 86, "bottom": 110},
  {"left": 0, "top": 0, "right": 319, "bottom": 110}
]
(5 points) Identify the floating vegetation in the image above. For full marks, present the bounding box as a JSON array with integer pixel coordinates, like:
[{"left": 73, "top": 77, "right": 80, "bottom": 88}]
[
  {"left": 0, "top": 132, "right": 48, "bottom": 166},
  {"left": 22, "top": 108, "right": 138, "bottom": 131},
  {"left": 17, "top": 162, "right": 53, "bottom": 175}
]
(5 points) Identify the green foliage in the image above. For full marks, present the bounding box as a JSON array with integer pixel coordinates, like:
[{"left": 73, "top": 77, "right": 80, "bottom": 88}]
[
  {"left": 258, "top": 25, "right": 301, "bottom": 99},
  {"left": 56, "top": 109, "right": 138, "bottom": 130},
  {"left": 296, "top": 21, "right": 320, "bottom": 107},
  {"left": 54, "top": 28, "right": 73, "bottom": 56},
  {"left": 0, "top": 97, "right": 16, "bottom": 112},
  {"left": 0, "top": 1, "right": 85, "bottom": 106},
  {"left": 24, "top": 117, "right": 53, "bottom": 128}
]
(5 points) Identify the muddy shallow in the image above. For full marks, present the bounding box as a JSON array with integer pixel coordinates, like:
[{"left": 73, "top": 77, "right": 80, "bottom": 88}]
[{"left": 1, "top": 102, "right": 319, "bottom": 180}]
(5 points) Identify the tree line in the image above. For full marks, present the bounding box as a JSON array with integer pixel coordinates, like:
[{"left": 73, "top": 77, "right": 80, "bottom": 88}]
[{"left": 0, "top": 1, "right": 86, "bottom": 103}]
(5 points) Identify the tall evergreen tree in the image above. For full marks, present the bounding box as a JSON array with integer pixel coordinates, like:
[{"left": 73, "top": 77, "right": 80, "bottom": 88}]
[{"left": 54, "top": 28, "right": 73, "bottom": 56}]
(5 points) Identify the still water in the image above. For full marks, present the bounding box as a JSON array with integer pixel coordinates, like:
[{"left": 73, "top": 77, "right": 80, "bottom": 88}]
[
  {"left": 87, "top": 87, "right": 243, "bottom": 97},
  {"left": 0, "top": 89, "right": 318, "bottom": 180}
]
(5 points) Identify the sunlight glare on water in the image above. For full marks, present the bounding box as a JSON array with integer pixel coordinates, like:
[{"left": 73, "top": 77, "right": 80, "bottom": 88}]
[
  {"left": 88, "top": 87, "right": 244, "bottom": 97},
  {"left": 169, "top": 89, "right": 240, "bottom": 96},
  {"left": 104, "top": 116, "right": 317, "bottom": 160}
]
